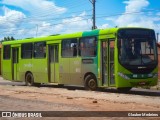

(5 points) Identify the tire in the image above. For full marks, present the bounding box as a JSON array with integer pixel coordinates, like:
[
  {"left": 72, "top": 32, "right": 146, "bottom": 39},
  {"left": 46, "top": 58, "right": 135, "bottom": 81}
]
[
  {"left": 25, "top": 73, "right": 34, "bottom": 86},
  {"left": 84, "top": 74, "right": 97, "bottom": 91},
  {"left": 58, "top": 84, "right": 64, "bottom": 87},
  {"left": 117, "top": 87, "right": 132, "bottom": 93},
  {"left": 34, "top": 83, "right": 41, "bottom": 87}
]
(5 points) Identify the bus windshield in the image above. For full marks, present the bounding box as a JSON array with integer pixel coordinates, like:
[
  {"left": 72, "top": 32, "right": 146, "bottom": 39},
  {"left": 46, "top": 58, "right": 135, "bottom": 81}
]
[{"left": 118, "top": 29, "right": 157, "bottom": 66}]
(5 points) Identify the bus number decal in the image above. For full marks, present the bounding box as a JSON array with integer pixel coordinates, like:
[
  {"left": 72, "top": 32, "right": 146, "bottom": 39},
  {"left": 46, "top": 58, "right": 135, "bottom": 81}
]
[{"left": 24, "top": 63, "right": 33, "bottom": 68}]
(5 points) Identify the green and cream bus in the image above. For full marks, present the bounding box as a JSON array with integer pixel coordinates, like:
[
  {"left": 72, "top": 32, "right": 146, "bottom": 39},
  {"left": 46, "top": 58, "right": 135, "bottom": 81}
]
[{"left": 2, "top": 27, "right": 158, "bottom": 91}]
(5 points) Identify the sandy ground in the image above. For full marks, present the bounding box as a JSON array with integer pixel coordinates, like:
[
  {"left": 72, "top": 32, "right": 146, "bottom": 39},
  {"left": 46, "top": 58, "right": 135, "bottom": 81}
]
[{"left": 0, "top": 77, "right": 160, "bottom": 120}]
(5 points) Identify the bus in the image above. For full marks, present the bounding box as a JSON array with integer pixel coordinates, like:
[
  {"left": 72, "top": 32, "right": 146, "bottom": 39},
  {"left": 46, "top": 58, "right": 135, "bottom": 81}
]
[{"left": 1, "top": 27, "right": 158, "bottom": 91}]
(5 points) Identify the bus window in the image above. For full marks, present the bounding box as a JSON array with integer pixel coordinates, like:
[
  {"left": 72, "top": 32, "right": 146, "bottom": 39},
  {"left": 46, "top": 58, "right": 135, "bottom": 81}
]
[
  {"left": 80, "top": 37, "right": 97, "bottom": 57},
  {"left": 21, "top": 43, "right": 32, "bottom": 59},
  {"left": 34, "top": 42, "right": 46, "bottom": 58},
  {"left": 62, "top": 39, "right": 77, "bottom": 57},
  {"left": 55, "top": 45, "right": 59, "bottom": 62},
  {"left": 3, "top": 45, "right": 11, "bottom": 60}
]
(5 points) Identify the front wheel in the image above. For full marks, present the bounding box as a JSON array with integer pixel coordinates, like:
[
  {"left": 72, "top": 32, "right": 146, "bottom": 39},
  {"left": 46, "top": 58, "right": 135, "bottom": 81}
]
[{"left": 84, "top": 75, "right": 97, "bottom": 91}]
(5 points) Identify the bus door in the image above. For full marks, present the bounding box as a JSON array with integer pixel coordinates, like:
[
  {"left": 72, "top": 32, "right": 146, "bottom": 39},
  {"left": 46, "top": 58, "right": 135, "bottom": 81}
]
[
  {"left": 12, "top": 47, "right": 19, "bottom": 81},
  {"left": 101, "top": 41, "right": 108, "bottom": 86},
  {"left": 101, "top": 40, "right": 115, "bottom": 86},
  {"left": 108, "top": 40, "right": 115, "bottom": 86},
  {"left": 48, "top": 44, "right": 59, "bottom": 83}
]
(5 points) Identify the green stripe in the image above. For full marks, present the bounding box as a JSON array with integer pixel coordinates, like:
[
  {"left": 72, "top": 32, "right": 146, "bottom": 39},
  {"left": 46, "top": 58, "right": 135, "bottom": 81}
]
[{"left": 82, "top": 29, "right": 100, "bottom": 37}]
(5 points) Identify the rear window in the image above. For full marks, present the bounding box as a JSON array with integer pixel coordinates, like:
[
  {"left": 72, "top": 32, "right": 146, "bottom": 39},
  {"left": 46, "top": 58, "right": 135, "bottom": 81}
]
[{"left": 3, "top": 45, "right": 11, "bottom": 60}]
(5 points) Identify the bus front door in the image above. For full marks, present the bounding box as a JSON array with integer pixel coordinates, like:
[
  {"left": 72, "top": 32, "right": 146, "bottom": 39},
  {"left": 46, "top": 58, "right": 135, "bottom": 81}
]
[
  {"left": 49, "top": 45, "right": 59, "bottom": 83},
  {"left": 12, "top": 47, "right": 19, "bottom": 81},
  {"left": 101, "top": 41, "right": 108, "bottom": 86},
  {"left": 108, "top": 40, "right": 115, "bottom": 86},
  {"left": 102, "top": 40, "right": 115, "bottom": 87}
]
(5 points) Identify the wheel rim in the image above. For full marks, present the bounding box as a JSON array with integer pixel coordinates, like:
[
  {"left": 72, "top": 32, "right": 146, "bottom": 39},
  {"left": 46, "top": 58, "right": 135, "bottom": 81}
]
[
  {"left": 26, "top": 74, "right": 32, "bottom": 85},
  {"left": 88, "top": 79, "right": 96, "bottom": 89}
]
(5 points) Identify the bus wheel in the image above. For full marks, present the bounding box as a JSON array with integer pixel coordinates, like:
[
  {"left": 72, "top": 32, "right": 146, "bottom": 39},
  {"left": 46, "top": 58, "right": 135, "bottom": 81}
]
[
  {"left": 25, "top": 73, "right": 34, "bottom": 86},
  {"left": 85, "top": 75, "right": 97, "bottom": 91},
  {"left": 117, "top": 87, "right": 132, "bottom": 93},
  {"left": 34, "top": 83, "right": 41, "bottom": 87}
]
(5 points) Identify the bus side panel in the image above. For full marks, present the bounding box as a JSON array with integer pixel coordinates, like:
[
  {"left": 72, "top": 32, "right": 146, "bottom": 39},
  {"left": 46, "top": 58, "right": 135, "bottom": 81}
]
[
  {"left": 32, "top": 59, "right": 48, "bottom": 83},
  {"left": 2, "top": 60, "right": 12, "bottom": 80},
  {"left": 69, "top": 57, "right": 82, "bottom": 85},
  {"left": 19, "top": 59, "right": 32, "bottom": 82},
  {"left": 59, "top": 58, "right": 70, "bottom": 84}
]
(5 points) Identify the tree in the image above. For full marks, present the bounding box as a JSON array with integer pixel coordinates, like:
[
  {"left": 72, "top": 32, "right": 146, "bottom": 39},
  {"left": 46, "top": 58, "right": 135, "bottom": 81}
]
[
  {"left": 4, "top": 37, "right": 7, "bottom": 41},
  {"left": 7, "top": 36, "right": 10, "bottom": 41},
  {"left": 11, "top": 36, "right": 15, "bottom": 40},
  {"left": 1, "top": 36, "right": 16, "bottom": 42}
]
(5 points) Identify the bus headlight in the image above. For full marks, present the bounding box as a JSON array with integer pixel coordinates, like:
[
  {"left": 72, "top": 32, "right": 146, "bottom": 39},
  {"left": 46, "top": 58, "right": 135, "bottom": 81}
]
[{"left": 118, "top": 72, "right": 130, "bottom": 80}]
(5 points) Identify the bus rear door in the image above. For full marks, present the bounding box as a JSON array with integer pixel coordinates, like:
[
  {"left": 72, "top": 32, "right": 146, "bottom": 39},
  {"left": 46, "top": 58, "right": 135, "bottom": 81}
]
[
  {"left": 48, "top": 44, "right": 59, "bottom": 83},
  {"left": 12, "top": 47, "right": 20, "bottom": 81},
  {"left": 109, "top": 40, "right": 115, "bottom": 86}
]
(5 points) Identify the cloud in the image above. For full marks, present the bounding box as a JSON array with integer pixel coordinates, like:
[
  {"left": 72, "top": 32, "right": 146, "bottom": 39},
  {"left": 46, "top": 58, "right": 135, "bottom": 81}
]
[
  {"left": 123, "top": 0, "right": 149, "bottom": 12},
  {"left": 101, "top": 0, "right": 159, "bottom": 29},
  {"left": 115, "top": 0, "right": 150, "bottom": 27},
  {"left": 0, "top": 6, "right": 26, "bottom": 35},
  {"left": 99, "top": 0, "right": 152, "bottom": 29},
  {"left": 103, "top": 0, "right": 160, "bottom": 32},
  {"left": 36, "top": 11, "right": 92, "bottom": 37},
  {"left": 0, "top": 0, "right": 92, "bottom": 39},
  {"left": 0, "top": 0, "right": 67, "bottom": 16},
  {"left": 0, "top": 0, "right": 67, "bottom": 39},
  {"left": 99, "top": 0, "right": 160, "bottom": 41},
  {"left": 98, "top": 24, "right": 110, "bottom": 29},
  {"left": 13, "top": 11, "right": 92, "bottom": 38},
  {"left": 119, "top": 0, "right": 160, "bottom": 41},
  {"left": 157, "top": 12, "right": 160, "bottom": 16}
]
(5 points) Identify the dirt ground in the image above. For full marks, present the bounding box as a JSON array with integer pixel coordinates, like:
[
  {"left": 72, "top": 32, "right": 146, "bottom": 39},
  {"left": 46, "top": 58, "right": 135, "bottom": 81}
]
[{"left": 0, "top": 77, "right": 160, "bottom": 120}]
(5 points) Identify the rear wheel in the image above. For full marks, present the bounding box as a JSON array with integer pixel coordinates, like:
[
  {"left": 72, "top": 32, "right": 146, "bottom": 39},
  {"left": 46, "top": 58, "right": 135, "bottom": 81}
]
[
  {"left": 34, "top": 83, "right": 41, "bottom": 87},
  {"left": 25, "top": 73, "right": 34, "bottom": 86},
  {"left": 58, "top": 84, "right": 64, "bottom": 87},
  {"left": 85, "top": 74, "right": 97, "bottom": 91}
]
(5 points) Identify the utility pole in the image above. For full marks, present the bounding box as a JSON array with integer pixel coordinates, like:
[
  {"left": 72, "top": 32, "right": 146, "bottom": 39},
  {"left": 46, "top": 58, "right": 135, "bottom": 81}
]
[
  {"left": 157, "top": 33, "right": 159, "bottom": 43},
  {"left": 89, "top": 0, "right": 96, "bottom": 30}
]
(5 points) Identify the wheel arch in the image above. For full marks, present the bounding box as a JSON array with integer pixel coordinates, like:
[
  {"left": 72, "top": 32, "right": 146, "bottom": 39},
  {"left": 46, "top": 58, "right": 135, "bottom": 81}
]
[{"left": 84, "top": 72, "right": 97, "bottom": 82}]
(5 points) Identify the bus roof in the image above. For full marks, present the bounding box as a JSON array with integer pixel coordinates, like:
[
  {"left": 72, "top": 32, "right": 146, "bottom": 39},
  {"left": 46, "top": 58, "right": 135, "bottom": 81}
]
[{"left": 2, "top": 27, "right": 153, "bottom": 45}]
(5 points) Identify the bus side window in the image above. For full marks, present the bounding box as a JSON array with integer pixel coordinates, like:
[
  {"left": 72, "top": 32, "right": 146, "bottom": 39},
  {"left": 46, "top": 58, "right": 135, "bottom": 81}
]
[
  {"left": 62, "top": 39, "right": 78, "bottom": 57},
  {"left": 79, "top": 37, "right": 97, "bottom": 57},
  {"left": 34, "top": 42, "right": 46, "bottom": 58},
  {"left": 3, "top": 45, "right": 11, "bottom": 60},
  {"left": 21, "top": 43, "right": 32, "bottom": 59}
]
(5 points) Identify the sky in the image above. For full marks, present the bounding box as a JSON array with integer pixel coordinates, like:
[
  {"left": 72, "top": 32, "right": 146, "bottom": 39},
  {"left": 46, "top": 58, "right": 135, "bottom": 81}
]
[{"left": 0, "top": 0, "right": 160, "bottom": 40}]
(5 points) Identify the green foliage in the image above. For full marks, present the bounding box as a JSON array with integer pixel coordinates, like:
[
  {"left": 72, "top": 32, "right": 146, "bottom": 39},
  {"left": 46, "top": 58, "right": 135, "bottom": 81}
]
[{"left": 1, "top": 36, "right": 15, "bottom": 42}]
